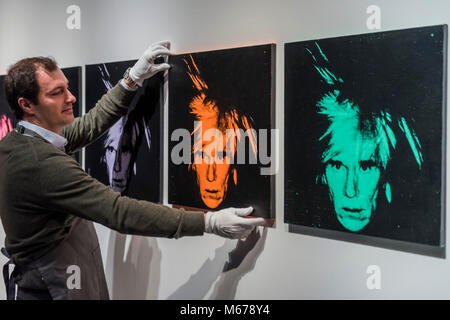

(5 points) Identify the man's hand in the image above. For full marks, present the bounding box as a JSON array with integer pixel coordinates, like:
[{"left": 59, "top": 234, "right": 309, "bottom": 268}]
[
  {"left": 129, "top": 41, "right": 171, "bottom": 87},
  {"left": 204, "top": 207, "right": 267, "bottom": 239}
]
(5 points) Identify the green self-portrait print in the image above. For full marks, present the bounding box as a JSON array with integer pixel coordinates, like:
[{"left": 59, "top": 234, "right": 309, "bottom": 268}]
[{"left": 285, "top": 25, "right": 446, "bottom": 249}]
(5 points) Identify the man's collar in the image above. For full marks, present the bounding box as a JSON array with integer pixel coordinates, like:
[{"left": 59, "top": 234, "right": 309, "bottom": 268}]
[{"left": 17, "top": 120, "right": 68, "bottom": 152}]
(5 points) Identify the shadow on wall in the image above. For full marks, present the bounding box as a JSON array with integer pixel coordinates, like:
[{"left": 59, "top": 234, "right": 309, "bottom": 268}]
[
  {"left": 168, "top": 227, "right": 268, "bottom": 300},
  {"left": 103, "top": 227, "right": 267, "bottom": 300},
  {"left": 106, "top": 233, "right": 162, "bottom": 300}
]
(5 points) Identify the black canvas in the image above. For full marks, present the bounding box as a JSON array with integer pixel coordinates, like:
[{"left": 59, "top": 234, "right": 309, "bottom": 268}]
[
  {"left": 85, "top": 60, "right": 163, "bottom": 202},
  {"left": 284, "top": 25, "right": 447, "bottom": 252},
  {"left": 168, "top": 44, "right": 276, "bottom": 219}
]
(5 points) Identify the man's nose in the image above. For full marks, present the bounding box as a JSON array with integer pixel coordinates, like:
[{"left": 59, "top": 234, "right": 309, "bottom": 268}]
[
  {"left": 207, "top": 162, "right": 216, "bottom": 182},
  {"left": 114, "top": 153, "right": 121, "bottom": 173},
  {"left": 66, "top": 89, "right": 76, "bottom": 104},
  {"left": 344, "top": 168, "right": 358, "bottom": 198}
]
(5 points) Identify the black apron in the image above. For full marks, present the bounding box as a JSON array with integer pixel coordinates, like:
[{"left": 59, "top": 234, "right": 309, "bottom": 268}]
[
  {"left": 3, "top": 217, "right": 109, "bottom": 300},
  {"left": 2, "top": 126, "right": 109, "bottom": 300}
]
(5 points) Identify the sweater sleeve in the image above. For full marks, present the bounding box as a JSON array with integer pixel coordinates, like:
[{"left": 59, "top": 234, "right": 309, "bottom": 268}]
[
  {"left": 62, "top": 82, "right": 137, "bottom": 153},
  {"left": 39, "top": 152, "right": 205, "bottom": 239}
]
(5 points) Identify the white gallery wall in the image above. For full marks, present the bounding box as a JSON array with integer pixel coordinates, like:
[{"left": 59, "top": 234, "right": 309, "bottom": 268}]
[{"left": 0, "top": 0, "right": 449, "bottom": 299}]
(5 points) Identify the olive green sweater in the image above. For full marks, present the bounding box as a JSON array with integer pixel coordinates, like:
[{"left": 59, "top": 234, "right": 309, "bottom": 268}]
[{"left": 0, "top": 82, "right": 204, "bottom": 266}]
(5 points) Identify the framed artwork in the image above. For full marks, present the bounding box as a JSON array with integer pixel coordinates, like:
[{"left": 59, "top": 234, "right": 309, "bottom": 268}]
[
  {"left": 62, "top": 66, "right": 82, "bottom": 121},
  {"left": 168, "top": 44, "right": 276, "bottom": 220},
  {"left": 0, "top": 75, "right": 16, "bottom": 140},
  {"left": 284, "top": 25, "right": 447, "bottom": 256},
  {"left": 62, "top": 66, "right": 82, "bottom": 162},
  {"left": 85, "top": 60, "right": 163, "bottom": 202},
  {"left": 0, "top": 66, "right": 81, "bottom": 145}
]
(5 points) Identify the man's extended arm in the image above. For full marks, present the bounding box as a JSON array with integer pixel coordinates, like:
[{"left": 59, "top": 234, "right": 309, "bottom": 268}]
[
  {"left": 62, "top": 41, "right": 172, "bottom": 153},
  {"left": 40, "top": 153, "right": 204, "bottom": 238}
]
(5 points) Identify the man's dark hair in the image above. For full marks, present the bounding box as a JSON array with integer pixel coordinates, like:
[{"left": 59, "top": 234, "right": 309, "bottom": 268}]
[{"left": 3, "top": 56, "right": 58, "bottom": 119}]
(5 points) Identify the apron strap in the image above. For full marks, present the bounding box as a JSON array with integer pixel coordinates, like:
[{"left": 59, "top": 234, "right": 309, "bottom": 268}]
[
  {"left": 2, "top": 260, "right": 21, "bottom": 300},
  {"left": 1, "top": 248, "right": 21, "bottom": 300}
]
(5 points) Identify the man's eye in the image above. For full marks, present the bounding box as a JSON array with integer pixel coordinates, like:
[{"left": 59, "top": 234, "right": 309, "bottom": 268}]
[
  {"left": 360, "top": 160, "right": 376, "bottom": 171},
  {"left": 329, "top": 160, "right": 342, "bottom": 170},
  {"left": 106, "top": 146, "right": 115, "bottom": 153}
]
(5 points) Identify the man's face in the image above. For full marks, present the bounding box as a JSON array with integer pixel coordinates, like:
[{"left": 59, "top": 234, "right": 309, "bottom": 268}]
[
  {"left": 104, "top": 119, "right": 133, "bottom": 193},
  {"left": 32, "top": 67, "right": 76, "bottom": 134},
  {"left": 324, "top": 131, "right": 381, "bottom": 232},
  {"left": 193, "top": 117, "right": 235, "bottom": 209}
]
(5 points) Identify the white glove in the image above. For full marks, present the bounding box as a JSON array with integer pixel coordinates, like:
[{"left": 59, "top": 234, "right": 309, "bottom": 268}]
[
  {"left": 129, "top": 41, "right": 172, "bottom": 87},
  {"left": 204, "top": 207, "right": 267, "bottom": 239}
]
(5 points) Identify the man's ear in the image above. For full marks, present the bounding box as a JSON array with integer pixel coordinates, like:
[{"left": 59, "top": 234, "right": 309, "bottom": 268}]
[{"left": 17, "top": 97, "right": 35, "bottom": 117}]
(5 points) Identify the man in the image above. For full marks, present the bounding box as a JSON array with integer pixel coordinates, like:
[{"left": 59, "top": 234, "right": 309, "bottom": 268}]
[{"left": 0, "top": 41, "right": 266, "bottom": 300}]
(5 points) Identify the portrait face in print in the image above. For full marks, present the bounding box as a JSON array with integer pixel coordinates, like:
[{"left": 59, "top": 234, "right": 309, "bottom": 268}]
[
  {"left": 191, "top": 111, "right": 235, "bottom": 209},
  {"left": 183, "top": 55, "right": 257, "bottom": 209},
  {"left": 285, "top": 25, "right": 446, "bottom": 248},
  {"left": 321, "top": 110, "right": 383, "bottom": 232},
  {"left": 85, "top": 61, "right": 162, "bottom": 202},
  {"left": 169, "top": 44, "right": 275, "bottom": 219}
]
